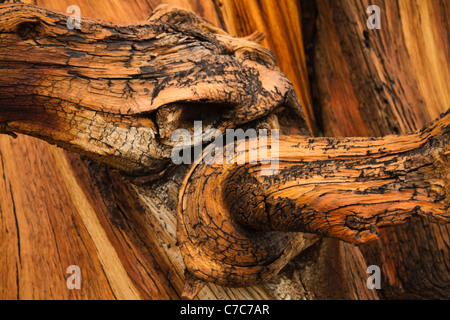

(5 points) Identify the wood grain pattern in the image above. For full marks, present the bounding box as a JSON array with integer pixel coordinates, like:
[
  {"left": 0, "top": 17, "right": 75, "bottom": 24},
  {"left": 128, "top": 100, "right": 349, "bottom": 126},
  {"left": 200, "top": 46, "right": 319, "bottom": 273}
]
[
  {"left": 0, "top": 2, "right": 310, "bottom": 175},
  {"left": 0, "top": 0, "right": 314, "bottom": 300},
  {"left": 0, "top": 135, "right": 117, "bottom": 299},
  {"left": 179, "top": 111, "right": 450, "bottom": 287},
  {"left": 307, "top": 0, "right": 450, "bottom": 298},
  {"left": 1, "top": 0, "right": 449, "bottom": 300}
]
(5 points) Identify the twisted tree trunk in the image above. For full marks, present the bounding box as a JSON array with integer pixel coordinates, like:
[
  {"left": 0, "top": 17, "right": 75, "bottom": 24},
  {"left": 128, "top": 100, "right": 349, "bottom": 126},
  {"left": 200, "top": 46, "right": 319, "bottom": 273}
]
[
  {"left": 179, "top": 111, "right": 449, "bottom": 288},
  {"left": 0, "top": 0, "right": 314, "bottom": 300},
  {"left": 0, "top": 0, "right": 449, "bottom": 300}
]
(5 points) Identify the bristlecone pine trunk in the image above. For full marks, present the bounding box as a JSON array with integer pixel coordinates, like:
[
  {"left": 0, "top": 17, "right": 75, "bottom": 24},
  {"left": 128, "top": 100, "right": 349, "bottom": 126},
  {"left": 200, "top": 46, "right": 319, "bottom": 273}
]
[{"left": 0, "top": 0, "right": 449, "bottom": 300}]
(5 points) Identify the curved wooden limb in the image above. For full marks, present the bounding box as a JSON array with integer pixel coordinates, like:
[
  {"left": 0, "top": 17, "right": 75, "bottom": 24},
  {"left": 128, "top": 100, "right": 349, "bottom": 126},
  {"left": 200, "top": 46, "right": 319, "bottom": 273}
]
[
  {"left": 178, "top": 110, "right": 450, "bottom": 286},
  {"left": 0, "top": 3, "right": 308, "bottom": 176},
  {"left": 0, "top": 2, "right": 313, "bottom": 295}
]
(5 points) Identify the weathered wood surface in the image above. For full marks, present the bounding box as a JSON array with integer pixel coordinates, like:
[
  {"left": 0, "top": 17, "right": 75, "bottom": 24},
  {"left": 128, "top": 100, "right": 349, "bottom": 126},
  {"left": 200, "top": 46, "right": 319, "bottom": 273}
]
[
  {"left": 180, "top": 111, "right": 450, "bottom": 287},
  {"left": 0, "top": 0, "right": 449, "bottom": 300},
  {"left": 0, "top": 2, "right": 311, "bottom": 175},
  {"left": 0, "top": 0, "right": 316, "bottom": 300},
  {"left": 306, "top": 0, "right": 450, "bottom": 299}
]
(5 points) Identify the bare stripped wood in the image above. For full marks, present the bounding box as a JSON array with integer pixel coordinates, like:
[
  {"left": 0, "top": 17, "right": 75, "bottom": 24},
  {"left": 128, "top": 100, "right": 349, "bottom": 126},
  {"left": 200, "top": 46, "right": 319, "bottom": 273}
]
[
  {"left": 1, "top": 0, "right": 449, "bottom": 300},
  {"left": 179, "top": 111, "right": 450, "bottom": 286},
  {"left": 0, "top": 0, "right": 314, "bottom": 300},
  {"left": 307, "top": 0, "right": 450, "bottom": 298},
  {"left": 0, "top": 135, "right": 118, "bottom": 299},
  {"left": 0, "top": 2, "right": 309, "bottom": 175},
  {"left": 311, "top": 0, "right": 450, "bottom": 138}
]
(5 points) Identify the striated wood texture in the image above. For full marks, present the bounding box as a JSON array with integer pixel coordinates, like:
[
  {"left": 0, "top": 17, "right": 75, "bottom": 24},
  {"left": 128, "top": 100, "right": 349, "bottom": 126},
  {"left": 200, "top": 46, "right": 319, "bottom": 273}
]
[
  {"left": 306, "top": 0, "right": 450, "bottom": 299},
  {"left": 0, "top": 0, "right": 315, "bottom": 300},
  {"left": 1, "top": 0, "right": 449, "bottom": 300},
  {"left": 0, "top": 2, "right": 310, "bottom": 175},
  {"left": 179, "top": 111, "right": 450, "bottom": 287}
]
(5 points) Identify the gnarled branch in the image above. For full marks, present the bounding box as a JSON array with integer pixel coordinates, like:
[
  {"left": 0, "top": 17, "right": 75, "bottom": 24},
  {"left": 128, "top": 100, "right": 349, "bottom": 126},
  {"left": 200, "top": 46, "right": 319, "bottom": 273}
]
[
  {"left": 1, "top": 2, "right": 449, "bottom": 293},
  {"left": 0, "top": 2, "right": 308, "bottom": 175},
  {"left": 178, "top": 111, "right": 450, "bottom": 286}
]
